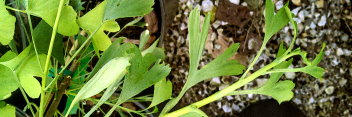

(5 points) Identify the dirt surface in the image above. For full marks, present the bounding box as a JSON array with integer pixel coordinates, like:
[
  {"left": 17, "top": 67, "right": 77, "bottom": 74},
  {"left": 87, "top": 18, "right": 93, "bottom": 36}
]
[{"left": 162, "top": 0, "right": 352, "bottom": 116}]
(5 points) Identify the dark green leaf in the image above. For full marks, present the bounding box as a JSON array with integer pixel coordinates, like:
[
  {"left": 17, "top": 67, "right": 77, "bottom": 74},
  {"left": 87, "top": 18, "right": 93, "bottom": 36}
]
[
  {"left": 103, "top": 0, "right": 154, "bottom": 21},
  {"left": 277, "top": 42, "right": 287, "bottom": 58},
  {"left": 312, "top": 43, "right": 326, "bottom": 66},
  {"left": 70, "top": 0, "right": 85, "bottom": 11},
  {"left": 33, "top": 21, "right": 64, "bottom": 64}
]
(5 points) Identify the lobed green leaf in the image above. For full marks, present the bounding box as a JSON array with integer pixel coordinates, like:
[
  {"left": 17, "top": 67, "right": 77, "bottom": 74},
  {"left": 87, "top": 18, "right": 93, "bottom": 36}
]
[
  {"left": 0, "top": 0, "right": 16, "bottom": 45},
  {"left": 103, "top": 0, "right": 154, "bottom": 21}
]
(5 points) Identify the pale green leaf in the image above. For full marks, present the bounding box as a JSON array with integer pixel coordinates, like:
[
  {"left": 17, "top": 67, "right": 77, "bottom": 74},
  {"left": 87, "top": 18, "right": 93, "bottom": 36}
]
[
  {"left": 0, "top": 51, "right": 16, "bottom": 62},
  {"left": 103, "top": 0, "right": 154, "bottom": 21},
  {"left": 257, "top": 80, "right": 295, "bottom": 104},
  {"left": 301, "top": 66, "right": 324, "bottom": 79},
  {"left": 195, "top": 44, "right": 245, "bottom": 86},
  {"left": 66, "top": 57, "right": 130, "bottom": 116},
  {"left": 28, "top": 0, "right": 79, "bottom": 36},
  {"left": 78, "top": 1, "right": 120, "bottom": 51},
  {"left": 0, "top": 45, "right": 32, "bottom": 70},
  {"left": 85, "top": 81, "right": 122, "bottom": 117},
  {"left": 0, "top": 104, "right": 15, "bottom": 117},
  {"left": 33, "top": 21, "right": 64, "bottom": 64},
  {"left": 276, "top": 42, "right": 287, "bottom": 58},
  {"left": 0, "top": 0, "right": 16, "bottom": 45},
  {"left": 118, "top": 58, "right": 171, "bottom": 104},
  {"left": 139, "top": 30, "right": 150, "bottom": 50},
  {"left": 148, "top": 78, "right": 172, "bottom": 108},
  {"left": 180, "top": 107, "right": 208, "bottom": 117},
  {"left": 264, "top": 0, "right": 290, "bottom": 41},
  {"left": 0, "top": 64, "right": 19, "bottom": 100},
  {"left": 17, "top": 54, "right": 47, "bottom": 98}
]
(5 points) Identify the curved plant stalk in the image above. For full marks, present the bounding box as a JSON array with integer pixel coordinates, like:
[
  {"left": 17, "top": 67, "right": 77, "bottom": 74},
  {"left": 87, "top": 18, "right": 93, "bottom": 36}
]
[{"left": 39, "top": 0, "right": 66, "bottom": 116}]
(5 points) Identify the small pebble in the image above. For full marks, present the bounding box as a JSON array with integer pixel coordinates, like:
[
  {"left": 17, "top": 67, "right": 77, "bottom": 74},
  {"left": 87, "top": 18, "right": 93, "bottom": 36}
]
[
  {"left": 310, "top": 22, "right": 316, "bottom": 29},
  {"left": 339, "top": 78, "right": 347, "bottom": 87},
  {"left": 222, "top": 105, "right": 232, "bottom": 113},
  {"left": 232, "top": 104, "right": 241, "bottom": 111},
  {"left": 285, "top": 72, "right": 296, "bottom": 79},
  {"left": 276, "top": 1, "right": 284, "bottom": 10},
  {"left": 341, "top": 34, "right": 349, "bottom": 42},
  {"left": 292, "top": 0, "right": 301, "bottom": 6},
  {"left": 316, "top": 0, "right": 324, "bottom": 8},
  {"left": 324, "top": 86, "right": 335, "bottom": 95},
  {"left": 256, "top": 78, "right": 268, "bottom": 87},
  {"left": 308, "top": 97, "right": 315, "bottom": 104},
  {"left": 293, "top": 98, "right": 302, "bottom": 104},
  {"left": 336, "top": 48, "right": 344, "bottom": 56},
  {"left": 202, "top": 0, "right": 214, "bottom": 12},
  {"left": 343, "top": 49, "right": 351, "bottom": 56},
  {"left": 318, "top": 15, "right": 327, "bottom": 26},
  {"left": 210, "top": 77, "right": 221, "bottom": 85},
  {"left": 229, "top": 0, "right": 240, "bottom": 5}
]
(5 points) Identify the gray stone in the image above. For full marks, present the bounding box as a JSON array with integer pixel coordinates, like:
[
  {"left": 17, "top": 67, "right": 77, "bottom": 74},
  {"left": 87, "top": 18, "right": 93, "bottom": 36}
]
[{"left": 324, "top": 86, "right": 335, "bottom": 95}]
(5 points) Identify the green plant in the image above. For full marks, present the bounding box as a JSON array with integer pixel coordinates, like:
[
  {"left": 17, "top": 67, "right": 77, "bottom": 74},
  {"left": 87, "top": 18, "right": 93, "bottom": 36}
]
[
  {"left": 159, "top": 0, "right": 325, "bottom": 116},
  {"left": 0, "top": 0, "right": 325, "bottom": 117}
]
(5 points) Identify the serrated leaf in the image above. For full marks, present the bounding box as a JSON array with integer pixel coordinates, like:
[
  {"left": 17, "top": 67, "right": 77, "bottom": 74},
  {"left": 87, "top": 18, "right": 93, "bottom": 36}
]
[
  {"left": 118, "top": 57, "right": 171, "bottom": 104},
  {"left": 148, "top": 78, "right": 172, "bottom": 108},
  {"left": 193, "top": 44, "right": 245, "bottom": 87},
  {"left": 0, "top": 64, "right": 19, "bottom": 100},
  {"left": 0, "top": 0, "right": 16, "bottom": 45},
  {"left": 33, "top": 21, "right": 64, "bottom": 64},
  {"left": 28, "top": 0, "right": 79, "bottom": 36},
  {"left": 0, "top": 104, "right": 15, "bottom": 117},
  {"left": 264, "top": 0, "right": 290, "bottom": 41},
  {"left": 103, "top": 0, "right": 154, "bottom": 21},
  {"left": 16, "top": 54, "right": 47, "bottom": 98},
  {"left": 78, "top": 1, "right": 120, "bottom": 51},
  {"left": 301, "top": 66, "right": 324, "bottom": 79},
  {"left": 257, "top": 80, "right": 295, "bottom": 104},
  {"left": 70, "top": 0, "right": 85, "bottom": 11}
]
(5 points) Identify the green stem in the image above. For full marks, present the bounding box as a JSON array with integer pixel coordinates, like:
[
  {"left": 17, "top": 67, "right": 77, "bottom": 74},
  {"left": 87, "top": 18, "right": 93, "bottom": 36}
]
[
  {"left": 162, "top": 60, "right": 281, "bottom": 117},
  {"left": 44, "top": 24, "right": 103, "bottom": 91},
  {"left": 5, "top": 6, "right": 26, "bottom": 13},
  {"left": 240, "top": 41, "right": 267, "bottom": 79},
  {"left": 39, "top": 0, "right": 66, "bottom": 116}
]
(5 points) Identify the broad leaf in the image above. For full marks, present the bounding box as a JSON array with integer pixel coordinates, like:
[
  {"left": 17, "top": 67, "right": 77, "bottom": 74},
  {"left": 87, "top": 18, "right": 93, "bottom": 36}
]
[
  {"left": 0, "top": 0, "right": 16, "bottom": 45},
  {"left": 180, "top": 106, "right": 208, "bottom": 117},
  {"left": 257, "top": 80, "right": 295, "bottom": 104},
  {"left": 148, "top": 78, "right": 172, "bottom": 108},
  {"left": 301, "top": 66, "right": 324, "bottom": 79},
  {"left": 0, "top": 104, "right": 15, "bottom": 117},
  {"left": 66, "top": 57, "right": 130, "bottom": 116},
  {"left": 85, "top": 81, "right": 122, "bottom": 117},
  {"left": 33, "top": 21, "right": 64, "bottom": 64},
  {"left": 16, "top": 54, "right": 47, "bottom": 98},
  {"left": 117, "top": 55, "right": 171, "bottom": 104},
  {"left": 0, "top": 51, "right": 16, "bottom": 62},
  {"left": 78, "top": 1, "right": 120, "bottom": 51},
  {"left": 194, "top": 44, "right": 245, "bottom": 87},
  {"left": 103, "top": 0, "right": 154, "bottom": 21},
  {"left": 264, "top": 0, "right": 289, "bottom": 41},
  {"left": 0, "top": 64, "right": 18, "bottom": 100},
  {"left": 28, "top": 0, "right": 79, "bottom": 36}
]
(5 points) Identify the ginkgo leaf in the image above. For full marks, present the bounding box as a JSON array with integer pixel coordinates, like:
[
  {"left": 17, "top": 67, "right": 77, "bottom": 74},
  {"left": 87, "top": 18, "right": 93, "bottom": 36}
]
[
  {"left": 16, "top": 54, "right": 47, "bottom": 98},
  {"left": 148, "top": 78, "right": 172, "bottom": 108},
  {"left": 257, "top": 80, "right": 295, "bottom": 104},
  {"left": 78, "top": 1, "right": 120, "bottom": 51},
  {"left": 0, "top": 0, "right": 16, "bottom": 45},
  {"left": 0, "top": 64, "right": 18, "bottom": 100},
  {"left": 0, "top": 104, "right": 15, "bottom": 117},
  {"left": 301, "top": 66, "right": 324, "bottom": 79},
  {"left": 28, "top": 0, "right": 79, "bottom": 36},
  {"left": 103, "top": 0, "right": 154, "bottom": 21},
  {"left": 264, "top": 0, "right": 289, "bottom": 41},
  {"left": 0, "top": 51, "right": 16, "bottom": 62}
]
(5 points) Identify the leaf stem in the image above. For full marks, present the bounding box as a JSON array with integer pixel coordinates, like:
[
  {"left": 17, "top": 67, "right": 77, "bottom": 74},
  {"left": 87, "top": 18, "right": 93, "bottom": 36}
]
[
  {"left": 39, "top": 0, "right": 66, "bottom": 116},
  {"left": 5, "top": 6, "right": 26, "bottom": 13},
  {"left": 44, "top": 24, "right": 103, "bottom": 91},
  {"left": 162, "top": 60, "right": 280, "bottom": 116}
]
